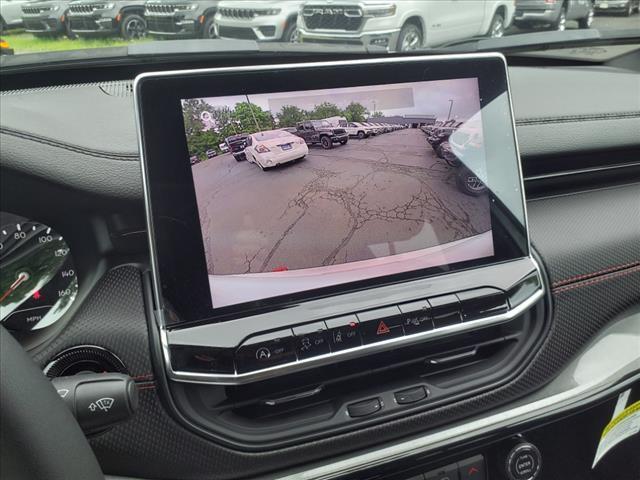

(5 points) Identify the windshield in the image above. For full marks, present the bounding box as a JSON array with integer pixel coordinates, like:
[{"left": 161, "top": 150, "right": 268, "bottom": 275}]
[
  {"left": 311, "top": 120, "right": 332, "bottom": 128},
  {"left": 0, "top": 0, "right": 637, "bottom": 62}
]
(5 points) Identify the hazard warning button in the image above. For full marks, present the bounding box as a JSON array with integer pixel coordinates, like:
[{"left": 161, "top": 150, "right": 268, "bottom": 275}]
[{"left": 357, "top": 306, "right": 404, "bottom": 344}]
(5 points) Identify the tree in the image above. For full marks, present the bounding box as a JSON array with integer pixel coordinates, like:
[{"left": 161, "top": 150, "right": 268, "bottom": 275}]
[
  {"left": 309, "top": 102, "right": 343, "bottom": 120},
  {"left": 181, "top": 98, "right": 211, "bottom": 136},
  {"left": 277, "top": 105, "right": 307, "bottom": 127},
  {"left": 232, "top": 101, "right": 273, "bottom": 133},
  {"left": 344, "top": 102, "right": 368, "bottom": 123},
  {"left": 370, "top": 110, "right": 385, "bottom": 119},
  {"left": 186, "top": 130, "right": 221, "bottom": 161}
]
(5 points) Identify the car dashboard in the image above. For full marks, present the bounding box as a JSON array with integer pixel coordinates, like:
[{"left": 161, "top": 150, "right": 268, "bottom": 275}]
[{"left": 1, "top": 49, "right": 639, "bottom": 480}]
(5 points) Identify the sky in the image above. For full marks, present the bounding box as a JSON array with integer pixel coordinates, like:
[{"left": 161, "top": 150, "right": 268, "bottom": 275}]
[{"left": 192, "top": 77, "right": 481, "bottom": 122}]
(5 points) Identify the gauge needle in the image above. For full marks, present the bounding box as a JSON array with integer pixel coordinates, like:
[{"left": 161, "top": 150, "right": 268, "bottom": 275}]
[{"left": 0, "top": 272, "right": 29, "bottom": 304}]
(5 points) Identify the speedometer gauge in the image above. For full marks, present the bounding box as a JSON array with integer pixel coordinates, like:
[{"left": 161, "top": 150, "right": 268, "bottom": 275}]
[{"left": 0, "top": 212, "right": 79, "bottom": 332}]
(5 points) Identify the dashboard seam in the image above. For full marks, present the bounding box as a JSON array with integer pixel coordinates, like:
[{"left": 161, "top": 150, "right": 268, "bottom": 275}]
[
  {"left": 516, "top": 111, "right": 640, "bottom": 125},
  {"left": 552, "top": 264, "right": 640, "bottom": 294},
  {"left": 0, "top": 127, "right": 139, "bottom": 161},
  {"left": 551, "top": 260, "right": 640, "bottom": 287}
]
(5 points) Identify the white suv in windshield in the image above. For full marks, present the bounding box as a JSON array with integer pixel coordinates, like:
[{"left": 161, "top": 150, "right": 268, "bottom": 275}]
[
  {"left": 298, "top": 1, "right": 514, "bottom": 52},
  {"left": 214, "top": 0, "right": 303, "bottom": 42}
]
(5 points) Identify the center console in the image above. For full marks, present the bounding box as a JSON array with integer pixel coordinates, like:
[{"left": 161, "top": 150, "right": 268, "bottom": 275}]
[{"left": 135, "top": 54, "right": 549, "bottom": 448}]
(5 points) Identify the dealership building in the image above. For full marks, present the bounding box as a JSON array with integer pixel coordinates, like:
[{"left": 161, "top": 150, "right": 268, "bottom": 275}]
[{"left": 367, "top": 114, "right": 437, "bottom": 128}]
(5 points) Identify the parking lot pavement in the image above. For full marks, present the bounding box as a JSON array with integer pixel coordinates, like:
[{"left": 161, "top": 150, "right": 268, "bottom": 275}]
[{"left": 192, "top": 128, "right": 491, "bottom": 275}]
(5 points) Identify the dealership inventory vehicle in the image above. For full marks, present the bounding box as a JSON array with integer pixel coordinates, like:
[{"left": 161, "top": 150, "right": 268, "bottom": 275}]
[
  {"left": 299, "top": 0, "right": 515, "bottom": 52},
  {"left": 1, "top": 4, "right": 640, "bottom": 480},
  {"left": 214, "top": 0, "right": 303, "bottom": 42},
  {"left": 344, "top": 121, "right": 372, "bottom": 139},
  {"left": 244, "top": 129, "right": 308, "bottom": 170},
  {"left": 295, "top": 120, "right": 349, "bottom": 149},
  {"left": 225, "top": 133, "right": 248, "bottom": 161},
  {"left": 1, "top": 0, "right": 29, "bottom": 31},
  {"left": 67, "top": 0, "right": 146, "bottom": 38},
  {"left": 326, "top": 116, "right": 371, "bottom": 139},
  {"left": 514, "top": 0, "right": 595, "bottom": 30},
  {"left": 594, "top": 0, "right": 640, "bottom": 15},
  {"left": 21, "top": 0, "right": 75, "bottom": 37},
  {"left": 144, "top": 0, "right": 219, "bottom": 39}
]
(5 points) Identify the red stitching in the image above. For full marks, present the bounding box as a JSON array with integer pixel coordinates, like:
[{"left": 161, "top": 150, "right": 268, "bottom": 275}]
[
  {"left": 552, "top": 260, "right": 640, "bottom": 288},
  {"left": 133, "top": 373, "right": 154, "bottom": 380},
  {"left": 553, "top": 264, "right": 640, "bottom": 294},
  {"left": 137, "top": 384, "right": 156, "bottom": 390}
]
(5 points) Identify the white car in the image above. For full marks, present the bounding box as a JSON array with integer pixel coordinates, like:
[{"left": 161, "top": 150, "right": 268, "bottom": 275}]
[
  {"left": 244, "top": 129, "right": 308, "bottom": 170},
  {"left": 214, "top": 0, "right": 304, "bottom": 42},
  {"left": 298, "top": 0, "right": 515, "bottom": 52}
]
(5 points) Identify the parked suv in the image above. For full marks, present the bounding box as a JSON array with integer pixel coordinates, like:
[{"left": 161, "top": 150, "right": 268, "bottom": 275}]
[
  {"left": 514, "top": 0, "right": 594, "bottom": 30},
  {"left": 214, "top": 0, "right": 303, "bottom": 42},
  {"left": 298, "top": 1, "right": 514, "bottom": 52},
  {"left": 144, "top": 0, "right": 219, "bottom": 39},
  {"left": 295, "top": 120, "right": 348, "bottom": 149},
  {"left": 21, "top": 1, "right": 74, "bottom": 37},
  {"left": 68, "top": 0, "right": 146, "bottom": 39},
  {"left": 1, "top": 0, "right": 29, "bottom": 31}
]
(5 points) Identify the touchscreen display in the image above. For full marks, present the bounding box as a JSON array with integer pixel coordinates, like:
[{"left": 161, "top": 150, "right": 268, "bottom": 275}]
[{"left": 180, "top": 78, "right": 493, "bottom": 309}]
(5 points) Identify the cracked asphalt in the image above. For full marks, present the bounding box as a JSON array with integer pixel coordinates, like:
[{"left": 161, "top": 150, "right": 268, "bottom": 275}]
[{"left": 192, "top": 128, "right": 491, "bottom": 275}]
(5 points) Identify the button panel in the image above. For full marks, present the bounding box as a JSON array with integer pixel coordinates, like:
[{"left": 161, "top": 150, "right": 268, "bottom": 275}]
[{"left": 171, "top": 284, "right": 519, "bottom": 378}]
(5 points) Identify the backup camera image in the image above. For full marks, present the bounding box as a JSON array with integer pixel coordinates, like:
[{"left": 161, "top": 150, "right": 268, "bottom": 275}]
[{"left": 181, "top": 79, "right": 493, "bottom": 308}]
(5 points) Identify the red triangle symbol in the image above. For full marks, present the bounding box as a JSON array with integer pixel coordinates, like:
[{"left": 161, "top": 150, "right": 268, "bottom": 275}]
[{"left": 376, "top": 321, "right": 391, "bottom": 335}]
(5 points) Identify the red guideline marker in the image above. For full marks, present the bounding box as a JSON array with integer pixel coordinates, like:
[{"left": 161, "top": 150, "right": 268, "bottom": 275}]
[
  {"left": 272, "top": 266, "right": 288, "bottom": 272},
  {"left": 32, "top": 291, "right": 41, "bottom": 300}
]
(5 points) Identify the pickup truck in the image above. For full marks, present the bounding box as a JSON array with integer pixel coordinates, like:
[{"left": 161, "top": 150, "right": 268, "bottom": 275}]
[
  {"left": 294, "top": 120, "right": 349, "bottom": 149},
  {"left": 225, "top": 134, "right": 248, "bottom": 161},
  {"left": 298, "top": 1, "right": 515, "bottom": 52}
]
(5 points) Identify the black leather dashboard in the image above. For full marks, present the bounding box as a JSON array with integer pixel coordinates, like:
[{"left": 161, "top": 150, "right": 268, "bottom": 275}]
[
  {"left": 1, "top": 66, "right": 639, "bottom": 202},
  {"left": 1, "top": 62, "right": 639, "bottom": 479}
]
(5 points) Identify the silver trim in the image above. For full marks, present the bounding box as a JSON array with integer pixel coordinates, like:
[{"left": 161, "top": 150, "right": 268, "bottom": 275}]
[
  {"left": 134, "top": 53, "right": 535, "bottom": 385},
  {"left": 165, "top": 286, "right": 542, "bottom": 385},
  {"left": 525, "top": 161, "right": 640, "bottom": 182}
]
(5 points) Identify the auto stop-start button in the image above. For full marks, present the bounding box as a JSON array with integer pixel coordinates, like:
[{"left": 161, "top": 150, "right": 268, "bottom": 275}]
[{"left": 506, "top": 442, "right": 542, "bottom": 480}]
